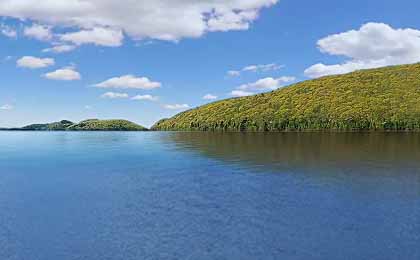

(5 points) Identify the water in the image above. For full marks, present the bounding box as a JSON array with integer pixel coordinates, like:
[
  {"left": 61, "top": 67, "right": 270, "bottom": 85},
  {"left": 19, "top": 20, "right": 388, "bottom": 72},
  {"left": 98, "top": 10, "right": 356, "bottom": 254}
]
[{"left": 0, "top": 131, "right": 419, "bottom": 260}]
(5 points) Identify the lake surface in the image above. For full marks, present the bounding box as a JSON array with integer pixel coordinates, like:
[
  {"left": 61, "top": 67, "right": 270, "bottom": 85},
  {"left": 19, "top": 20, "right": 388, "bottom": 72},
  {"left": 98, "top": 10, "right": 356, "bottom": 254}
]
[{"left": 0, "top": 132, "right": 419, "bottom": 260}]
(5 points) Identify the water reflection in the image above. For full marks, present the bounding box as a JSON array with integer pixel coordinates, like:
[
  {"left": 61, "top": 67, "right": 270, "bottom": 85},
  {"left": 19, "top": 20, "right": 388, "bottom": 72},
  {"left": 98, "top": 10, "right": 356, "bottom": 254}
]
[{"left": 162, "top": 132, "right": 420, "bottom": 171}]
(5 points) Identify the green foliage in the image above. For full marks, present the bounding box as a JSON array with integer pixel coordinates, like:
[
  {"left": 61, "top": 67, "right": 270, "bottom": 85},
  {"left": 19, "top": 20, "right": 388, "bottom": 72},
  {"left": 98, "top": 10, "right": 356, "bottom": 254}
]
[
  {"left": 7, "top": 119, "right": 147, "bottom": 131},
  {"left": 21, "top": 120, "right": 74, "bottom": 131},
  {"left": 66, "top": 119, "right": 147, "bottom": 131},
  {"left": 152, "top": 63, "right": 420, "bottom": 132}
]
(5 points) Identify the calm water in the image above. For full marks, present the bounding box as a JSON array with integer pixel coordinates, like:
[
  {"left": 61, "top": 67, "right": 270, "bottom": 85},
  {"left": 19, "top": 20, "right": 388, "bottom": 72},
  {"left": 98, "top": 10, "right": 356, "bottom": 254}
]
[{"left": 0, "top": 132, "right": 419, "bottom": 260}]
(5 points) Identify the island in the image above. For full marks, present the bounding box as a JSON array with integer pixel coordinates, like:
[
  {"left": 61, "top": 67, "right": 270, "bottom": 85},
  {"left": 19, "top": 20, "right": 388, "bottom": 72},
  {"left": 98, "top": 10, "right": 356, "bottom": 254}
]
[
  {"left": 152, "top": 63, "right": 420, "bottom": 132},
  {"left": 3, "top": 119, "right": 148, "bottom": 131}
]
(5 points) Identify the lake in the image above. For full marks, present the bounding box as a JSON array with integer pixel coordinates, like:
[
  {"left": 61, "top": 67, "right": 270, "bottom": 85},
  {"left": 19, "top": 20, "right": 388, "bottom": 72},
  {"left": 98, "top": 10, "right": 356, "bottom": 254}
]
[{"left": 0, "top": 131, "right": 419, "bottom": 260}]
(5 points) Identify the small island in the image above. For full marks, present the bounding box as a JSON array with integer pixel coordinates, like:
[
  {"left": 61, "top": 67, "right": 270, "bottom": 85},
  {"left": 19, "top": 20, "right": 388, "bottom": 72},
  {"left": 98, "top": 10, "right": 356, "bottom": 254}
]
[{"left": 2, "top": 119, "right": 148, "bottom": 131}]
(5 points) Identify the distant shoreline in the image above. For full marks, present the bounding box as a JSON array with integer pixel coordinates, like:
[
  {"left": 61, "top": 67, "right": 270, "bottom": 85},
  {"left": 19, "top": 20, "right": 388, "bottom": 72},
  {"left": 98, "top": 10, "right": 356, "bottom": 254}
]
[
  {"left": 1, "top": 129, "right": 420, "bottom": 133},
  {"left": 0, "top": 119, "right": 148, "bottom": 132}
]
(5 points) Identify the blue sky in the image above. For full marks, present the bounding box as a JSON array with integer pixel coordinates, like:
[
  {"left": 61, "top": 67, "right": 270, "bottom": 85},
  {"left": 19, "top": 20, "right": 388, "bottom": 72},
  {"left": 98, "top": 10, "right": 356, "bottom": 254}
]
[{"left": 1, "top": 0, "right": 420, "bottom": 127}]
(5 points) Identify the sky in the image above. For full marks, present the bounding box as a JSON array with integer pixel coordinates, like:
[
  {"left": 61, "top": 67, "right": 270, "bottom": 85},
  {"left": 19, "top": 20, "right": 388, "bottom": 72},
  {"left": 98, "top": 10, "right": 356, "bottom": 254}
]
[{"left": 1, "top": 0, "right": 420, "bottom": 128}]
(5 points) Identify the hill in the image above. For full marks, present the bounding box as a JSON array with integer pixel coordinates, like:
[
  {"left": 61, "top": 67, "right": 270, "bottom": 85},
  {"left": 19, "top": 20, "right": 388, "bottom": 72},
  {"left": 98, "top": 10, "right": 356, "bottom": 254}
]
[
  {"left": 19, "top": 120, "right": 74, "bottom": 131},
  {"left": 4, "top": 119, "right": 148, "bottom": 131},
  {"left": 67, "top": 119, "right": 147, "bottom": 131},
  {"left": 152, "top": 63, "right": 420, "bottom": 132}
]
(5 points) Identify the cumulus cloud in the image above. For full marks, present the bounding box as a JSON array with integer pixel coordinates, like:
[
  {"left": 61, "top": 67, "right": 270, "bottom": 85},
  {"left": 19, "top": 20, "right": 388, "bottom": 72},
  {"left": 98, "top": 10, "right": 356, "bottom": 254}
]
[
  {"left": 0, "top": 104, "right": 13, "bottom": 110},
  {"left": 305, "top": 23, "right": 420, "bottom": 78},
  {"left": 44, "top": 67, "right": 81, "bottom": 81},
  {"left": 101, "top": 92, "right": 129, "bottom": 99},
  {"left": 23, "top": 24, "right": 52, "bottom": 41},
  {"left": 231, "top": 90, "right": 254, "bottom": 97},
  {"left": 228, "top": 63, "right": 283, "bottom": 76},
  {"left": 60, "top": 28, "right": 124, "bottom": 47},
  {"left": 207, "top": 9, "right": 258, "bottom": 32},
  {"left": 0, "top": 0, "right": 278, "bottom": 43},
  {"left": 238, "top": 76, "right": 295, "bottom": 91},
  {"left": 164, "top": 104, "right": 190, "bottom": 110},
  {"left": 131, "top": 95, "right": 158, "bottom": 101},
  {"left": 1, "top": 24, "right": 17, "bottom": 38},
  {"left": 203, "top": 94, "right": 218, "bottom": 100},
  {"left": 94, "top": 75, "right": 161, "bottom": 90},
  {"left": 42, "top": 45, "right": 77, "bottom": 53},
  {"left": 17, "top": 56, "right": 55, "bottom": 69}
]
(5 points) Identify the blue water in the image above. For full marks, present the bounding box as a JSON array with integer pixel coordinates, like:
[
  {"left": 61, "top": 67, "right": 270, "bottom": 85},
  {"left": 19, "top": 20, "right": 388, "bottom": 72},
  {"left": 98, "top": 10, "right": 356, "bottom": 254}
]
[{"left": 0, "top": 131, "right": 419, "bottom": 260}]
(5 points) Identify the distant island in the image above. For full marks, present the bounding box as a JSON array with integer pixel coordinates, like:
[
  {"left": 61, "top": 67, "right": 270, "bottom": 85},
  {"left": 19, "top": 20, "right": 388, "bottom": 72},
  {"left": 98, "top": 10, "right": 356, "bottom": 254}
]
[
  {"left": 2, "top": 119, "right": 148, "bottom": 131},
  {"left": 152, "top": 63, "right": 420, "bottom": 132}
]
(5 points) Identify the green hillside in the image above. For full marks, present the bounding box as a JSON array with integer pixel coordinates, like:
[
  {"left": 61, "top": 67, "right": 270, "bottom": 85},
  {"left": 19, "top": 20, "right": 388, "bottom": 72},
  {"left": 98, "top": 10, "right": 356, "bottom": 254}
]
[
  {"left": 66, "top": 119, "right": 147, "bottom": 131},
  {"left": 152, "top": 63, "right": 420, "bottom": 132},
  {"left": 20, "top": 120, "right": 74, "bottom": 131},
  {"left": 5, "top": 119, "right": 147, "bottom": 131}
]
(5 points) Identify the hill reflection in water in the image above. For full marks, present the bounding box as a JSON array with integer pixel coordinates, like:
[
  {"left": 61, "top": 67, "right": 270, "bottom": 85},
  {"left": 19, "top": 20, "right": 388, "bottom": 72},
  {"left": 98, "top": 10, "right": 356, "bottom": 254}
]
[{"left": 162, "top": 132, "right": 420, "bottom": 170}]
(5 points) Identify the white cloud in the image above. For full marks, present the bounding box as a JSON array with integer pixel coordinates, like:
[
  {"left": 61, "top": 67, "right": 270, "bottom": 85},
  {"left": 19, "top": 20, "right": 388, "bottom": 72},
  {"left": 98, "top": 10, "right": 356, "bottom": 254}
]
[
  {"left": 305, "top": 60, "right": 390, "bottom": 79},
  {"left": 131, "top": 94, "right": 158, "bottom": 101},
  {"left": 238, "top": 76, "right": 295, "bottom": 91},
  {"left": 242, "top": 65, "right": 260, "bottom": 72},
  {"left": 228, "top": 63, "right": 283, "bottom": 76},
  {"left": 227, "top": 70, "right": 241, "bottom": 77},
  {"left": 101, "top": 92, "right": 129, "bottom": 99},
  {"left": 0, "top": 104, "right": 13, "bottom": 110},
  {"left": 60, "top": 27, "right": 124, "bottom": 47},
  {"left": 203, "top": 94, "right": 218, "bottom": 100},
  {"left": 243, "top": 63, "right": 283, "bottom": 72},
  {"left": 207, "top": 9, "right": 258, "bottom": 32},
  {"left": 0, "top": 0, "right": 278, "bottom": 43},
  {"left": 231, "top": 90, "right": 254, "bottom": 97},
  {"left": 23, "top": 24, "right": 52, "bottom": 41},
  {"left": 229, "top": 76, "right": 295, "bottom": 97},
  {"left": 164, "top": 104, "right": 190, "bottom": 110},
  {"left": 1, "top": 24, "right": 17, "bottom": 38},
  {"left": 94, "top": 75, "right": 161, "bottom": 90},
  {"left": 44, "top": 67, "right": 81, "bottom": 81},
  {"left": 17, "top": 56, "right": 55, "bottom": 69},
  {"left": 305, "top": 23, "right": 420, "bottom": 78},
  {"left": 42, "top": 45, "right": 77, "bottom": 53}
]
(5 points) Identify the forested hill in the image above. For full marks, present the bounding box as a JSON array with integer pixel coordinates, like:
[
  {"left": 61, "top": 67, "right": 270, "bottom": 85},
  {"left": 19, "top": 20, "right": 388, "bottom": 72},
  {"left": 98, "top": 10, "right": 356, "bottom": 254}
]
[
  {"left": 152, "top": 63, "right": 420, "bottom": 132},
  {"left": 4, "top": 119, "right": 148, "bottom": 131},
  {"left": 67, "top": 119, "right": 147, "bottom": 131}
]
